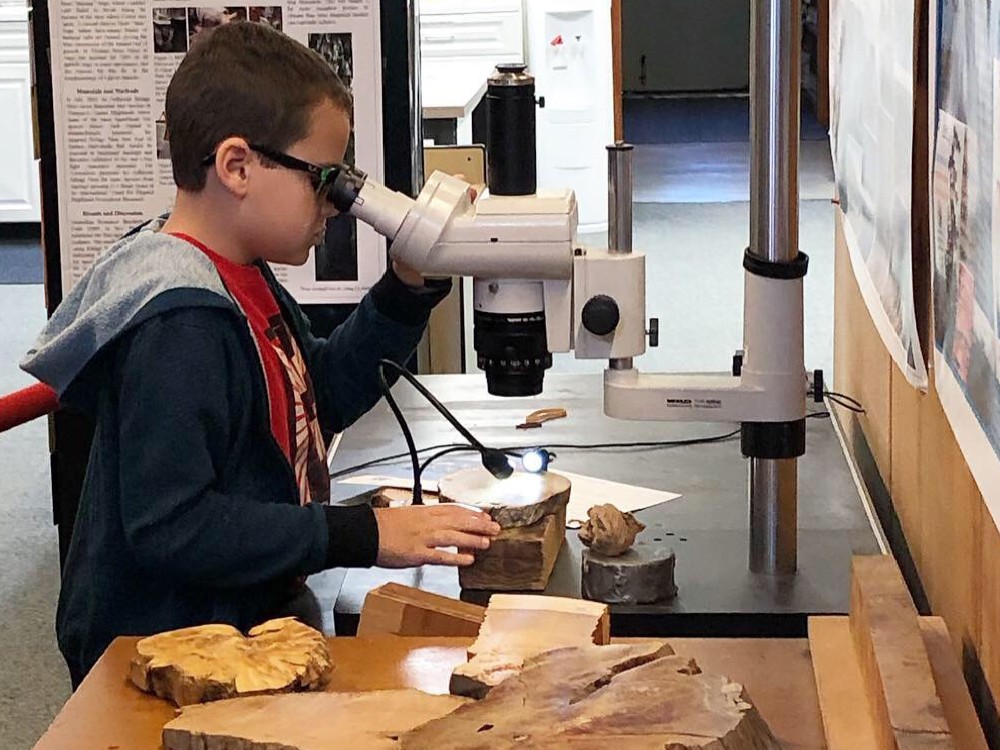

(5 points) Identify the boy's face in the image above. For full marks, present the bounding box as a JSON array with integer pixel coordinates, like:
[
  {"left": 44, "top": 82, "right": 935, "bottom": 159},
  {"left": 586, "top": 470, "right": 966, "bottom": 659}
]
[{"left": 242, "top": 99, "right": 351, "bottom": 266}]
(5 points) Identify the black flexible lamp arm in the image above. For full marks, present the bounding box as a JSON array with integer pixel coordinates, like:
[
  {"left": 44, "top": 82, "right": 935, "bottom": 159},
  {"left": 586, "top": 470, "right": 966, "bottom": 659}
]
[
  {"left": 379, "top": 360, "right": 489, "bottom": 450},
  {"left": 377, "top": 359, "right": 514, "bottom": 489}
]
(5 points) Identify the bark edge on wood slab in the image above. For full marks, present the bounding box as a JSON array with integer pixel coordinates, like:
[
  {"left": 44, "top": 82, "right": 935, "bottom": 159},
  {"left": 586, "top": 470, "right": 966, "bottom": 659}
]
[
  {"left": 451, "top": 594, "right": 611, "bottom": 698},
  {"left": 438, "top": 468, "right": 571, "bottom": 529},
  {"left": 163, "top": 689, "right": 469, "bottom": 750},
  {"left": 408, "top": 644, "right": 781, "bottom": 750},
  {"left": 129, "top": 617, "right": 331, "bottom": 706}
]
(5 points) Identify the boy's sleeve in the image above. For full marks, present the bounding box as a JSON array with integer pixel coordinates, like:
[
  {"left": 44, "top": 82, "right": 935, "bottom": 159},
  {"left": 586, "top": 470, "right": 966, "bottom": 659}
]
[
  {"left": 115, "top": 309, "right": 379, "bottom": 587},
  {"left": 283, "top": 267, "right": 452, "bottom": 434}
]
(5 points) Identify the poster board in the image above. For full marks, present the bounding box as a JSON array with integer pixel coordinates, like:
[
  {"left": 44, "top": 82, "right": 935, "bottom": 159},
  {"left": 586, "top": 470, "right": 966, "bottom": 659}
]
[
  {"left": 47, "top": 0, "right": 386, "bottom": 304},
  {"left": 830, "top": 0, "right": 928, "bottom": 387},
  {"left": 932, "top": 0, "right": 1000, "bottom": 522}
]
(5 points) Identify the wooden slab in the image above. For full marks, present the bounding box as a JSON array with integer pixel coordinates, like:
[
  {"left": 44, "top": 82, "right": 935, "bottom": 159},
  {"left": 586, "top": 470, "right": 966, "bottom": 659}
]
[
  {"left": 849, "top": 556, "right": 956, "bottom": 749},
  {"left": 451, "top": 594, "right": 610, "bottom": 698},
  {"left": 129, "top": 618, "right": 331, "bottom": 706},
  {"left": 438, "top": 468, "right": 571, "bottom": 529},
  {"left": 810, "top": 617, "right": 988, "bottom": 750},
  {"left": 358, "top": 583, "right": 485, "bottom": 637},
  {"left": 459, "top": 503, "right": 566, "bottom": 591},
  {"left": 809, "top": 617, "right": 881, "bottom": 750},
  {"left": 405, "top": 644, "right": 782, "bottom": 749},
  {"left": 162, "top": 689, "right": 469, "bottom": 750},
  {"left": 919, "top": 618, "right": 989, "bottom": 750}
]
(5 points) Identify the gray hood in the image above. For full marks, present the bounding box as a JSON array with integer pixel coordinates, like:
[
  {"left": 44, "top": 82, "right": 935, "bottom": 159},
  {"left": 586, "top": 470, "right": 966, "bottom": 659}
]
[{"left": 21, "top": 218, "right": 236, "bottom": 394}]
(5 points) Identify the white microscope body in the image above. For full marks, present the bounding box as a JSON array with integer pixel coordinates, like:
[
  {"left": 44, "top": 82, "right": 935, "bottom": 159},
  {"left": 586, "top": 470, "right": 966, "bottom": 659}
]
[{"left": 349, "top": 170, "right": 807, "bottom": 428}]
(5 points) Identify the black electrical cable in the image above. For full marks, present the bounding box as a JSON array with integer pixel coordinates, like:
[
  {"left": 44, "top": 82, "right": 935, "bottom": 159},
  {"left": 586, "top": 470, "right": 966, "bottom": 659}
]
[
  {"left": 333, "top": 426, "right": 747, "bottom": 483},
  {"left": 328, "top": 441, "right": 469, "bottom": 480},
  {"left": 824, "top": 390, "right": 865, "bottom": 414},
  {"left": 377, "top": 361, "right": 424, "bottom": 504}
]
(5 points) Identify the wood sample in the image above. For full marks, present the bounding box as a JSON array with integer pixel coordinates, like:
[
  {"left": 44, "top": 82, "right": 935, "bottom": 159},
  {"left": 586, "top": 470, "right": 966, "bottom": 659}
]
[
  {"left": 451, "top": 594, "right": 610, "bottom": 698},
  {"left": 919, "top": 617, "right": 989, "bottom": 750},
  {"left": 438, "top": 468, "right": 571, "bottom": 529},
  {"left": 459, "top": 503, "right": 566, "bottom": 591},
  {"left": 578, "top": 503, "right": 645, "bottom": 556},
  {"left": 162, "top": 689, "right": 469, "bottom": 750},
  {"left": 581, "top": 542, "right": 677, "bottom": 604},
  {"left": 358, "top": 582, "right": 485, "bottom": 638},
  {"left": 808, "top": 617, "right": 880, "bottom": 750},
  {"left": 406, "top": 644, "right": 782, "bottom": 749},
  {"left": 810, "top": 616, "right": 988, "bottom": 750},
  {"left": 849, "top": 556, "right": 956, "bottom": 749},
  {"left": 129, "top": 618, "right": 331, "bottom": 706}
]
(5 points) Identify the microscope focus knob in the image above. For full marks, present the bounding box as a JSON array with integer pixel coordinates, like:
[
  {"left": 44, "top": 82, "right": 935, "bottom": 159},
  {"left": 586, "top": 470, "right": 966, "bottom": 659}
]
[{"left": 582, "top": 295, "right": 620, "bottom": 336}]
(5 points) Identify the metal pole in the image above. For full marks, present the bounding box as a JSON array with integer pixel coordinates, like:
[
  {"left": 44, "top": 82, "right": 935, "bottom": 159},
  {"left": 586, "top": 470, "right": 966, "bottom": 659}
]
[
  {"left": 607, "top": 142, "right": 634, "bottom": 254},
  {"left": 607, "top": 142, "right": 634, "bottom": 372},
  {"left": 748, "top": 0, "right": 801, "bottom": 574}
]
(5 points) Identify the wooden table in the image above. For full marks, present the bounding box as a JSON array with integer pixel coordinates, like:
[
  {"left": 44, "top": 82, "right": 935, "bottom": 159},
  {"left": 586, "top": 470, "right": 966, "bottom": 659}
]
[{"left": 32, "top": 635, "right": 825, "bottom": 750}]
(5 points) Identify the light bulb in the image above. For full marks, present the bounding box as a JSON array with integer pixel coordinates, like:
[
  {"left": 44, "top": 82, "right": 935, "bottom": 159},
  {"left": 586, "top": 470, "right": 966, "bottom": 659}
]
[{"left": 521, "top": 448, "right": 551, "bottom": 474}]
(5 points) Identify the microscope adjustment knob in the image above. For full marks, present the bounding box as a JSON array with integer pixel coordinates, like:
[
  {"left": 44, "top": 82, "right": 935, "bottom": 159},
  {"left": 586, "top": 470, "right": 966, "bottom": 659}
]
[{"left": 582, "top": 295, "right": 620, "bottom": 336}]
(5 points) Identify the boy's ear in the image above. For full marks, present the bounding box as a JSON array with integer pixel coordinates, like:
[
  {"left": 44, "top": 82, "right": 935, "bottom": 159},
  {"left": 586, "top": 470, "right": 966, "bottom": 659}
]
[{"left": 212, "top": 137, "right": 253, "bottom": 199}]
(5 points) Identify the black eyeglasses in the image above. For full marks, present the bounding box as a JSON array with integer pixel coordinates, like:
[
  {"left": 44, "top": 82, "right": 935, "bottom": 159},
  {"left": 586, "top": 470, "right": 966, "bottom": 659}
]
[{"left": 201, "top": 144, "right": 340, "bottom": 201}]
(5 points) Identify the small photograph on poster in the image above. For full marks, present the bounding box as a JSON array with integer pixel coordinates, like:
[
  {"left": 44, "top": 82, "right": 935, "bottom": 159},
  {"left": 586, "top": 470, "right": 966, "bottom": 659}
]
[
  {"left": 188, "top": 7, "right": 248, "bottom": 46},
  {"left": 152, "top": 8, "right": 189, "bottom": 54},
  {"left": 309, "top": 32, "right": 359, "bottom": 282},
  {"left": 155, "top": 117, "right": 170, "bottom": 160},
  {"left": 933, "top": 110, "right": 973, "bottom": 354},
  {"left": 249, "top": 6, "right": 282, "bottom": 31}
]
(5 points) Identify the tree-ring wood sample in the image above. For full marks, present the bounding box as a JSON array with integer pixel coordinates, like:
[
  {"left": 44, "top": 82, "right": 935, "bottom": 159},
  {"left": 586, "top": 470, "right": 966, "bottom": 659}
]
[
  {"left": 129, "top": 617, "right": 331, "bottom": 706},
  {"left": 451, "top": 594, "right": 610, "bottom": 698},
  {"left": 163, "top": 689, "right": 469, "bottom": 750},
  {"left": 438, "top": 468, "right": 571, "bottom": 529},
  {"left": 407, "top": 644, "right": 782, "bottom": 749}
]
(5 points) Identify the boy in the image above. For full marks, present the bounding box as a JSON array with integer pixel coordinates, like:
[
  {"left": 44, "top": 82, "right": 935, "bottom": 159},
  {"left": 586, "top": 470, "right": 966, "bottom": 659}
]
[{"left": 21, "top": 21, "right": 499, "bottom": 686}]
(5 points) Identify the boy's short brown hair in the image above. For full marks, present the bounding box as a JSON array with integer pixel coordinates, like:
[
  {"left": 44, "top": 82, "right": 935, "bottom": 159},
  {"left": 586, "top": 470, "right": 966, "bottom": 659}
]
[{"left": 165, "top": 22, "right": 352, "bottom": 190}]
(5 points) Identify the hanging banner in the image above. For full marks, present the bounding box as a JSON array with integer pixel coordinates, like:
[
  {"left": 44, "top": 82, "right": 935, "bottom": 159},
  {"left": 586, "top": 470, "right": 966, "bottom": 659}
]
[
  {"left": 933, "top": 0, "right": 1000, "bottom": 519},
  {"left": 48, "top": 1, "right": 386, "bottom": 304},
  {"left": 830, "top": 0, "right": 928, "bottom": 387}
]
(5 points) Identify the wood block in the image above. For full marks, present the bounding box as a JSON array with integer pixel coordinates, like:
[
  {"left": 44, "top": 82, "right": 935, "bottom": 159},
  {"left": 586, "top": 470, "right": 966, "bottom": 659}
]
[
  {"left": 810, "top": 617, "right": 988, "bottom": 750},
  {"left": 438, "top": 468, "right": 571, "bottom": 529},
  {"left": 357, "top": 583, "right": 485, "bottom": 638},
  {"left": 920, "top": 617, "right": 989, "bottom": 750},
  {"left": 581, "top": 543, "right": 677, "bottom": 604},
  {"left": 459, "top": 504, "right": 565, "bottom": 592},
  {"left": 405, "top": 644, "right": 782, "bottom": 749},
  {"left": 451, "top": 594, "right": 610, "bottom": 698},
  {"left": 849, "top": 556, "right": 956, "bottom": 749},
  {"left": 808, "top": 617, "right": 881, "bottom": 750},
  {"left": 129, "top": 618, "right": 331, "bottom": 707},
  {"left": 163, "top": 689, "right": 469, "bottom": 750}
]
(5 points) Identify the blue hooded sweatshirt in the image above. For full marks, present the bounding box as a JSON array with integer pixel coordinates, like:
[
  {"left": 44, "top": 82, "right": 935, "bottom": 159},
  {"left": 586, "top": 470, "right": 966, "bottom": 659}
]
[{"left": 20, "top": 218, "right": 448, "bottom": 684}]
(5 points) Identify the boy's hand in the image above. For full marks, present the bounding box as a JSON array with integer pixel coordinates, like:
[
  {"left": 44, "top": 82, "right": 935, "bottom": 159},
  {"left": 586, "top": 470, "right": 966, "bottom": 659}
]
[{"left": 373, "top": 505, "right": 501, "bottom": 567}]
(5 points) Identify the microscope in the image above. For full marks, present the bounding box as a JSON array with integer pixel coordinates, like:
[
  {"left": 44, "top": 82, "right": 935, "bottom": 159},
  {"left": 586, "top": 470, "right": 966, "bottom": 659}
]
[{"left": 325, "top": 2, "right": 809, "bottom": 576}]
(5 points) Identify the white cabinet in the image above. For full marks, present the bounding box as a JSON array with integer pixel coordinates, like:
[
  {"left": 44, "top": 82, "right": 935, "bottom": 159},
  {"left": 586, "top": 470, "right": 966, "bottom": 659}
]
[{"left": 0, "top": 3, "right": 40, "bottom": 223}]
